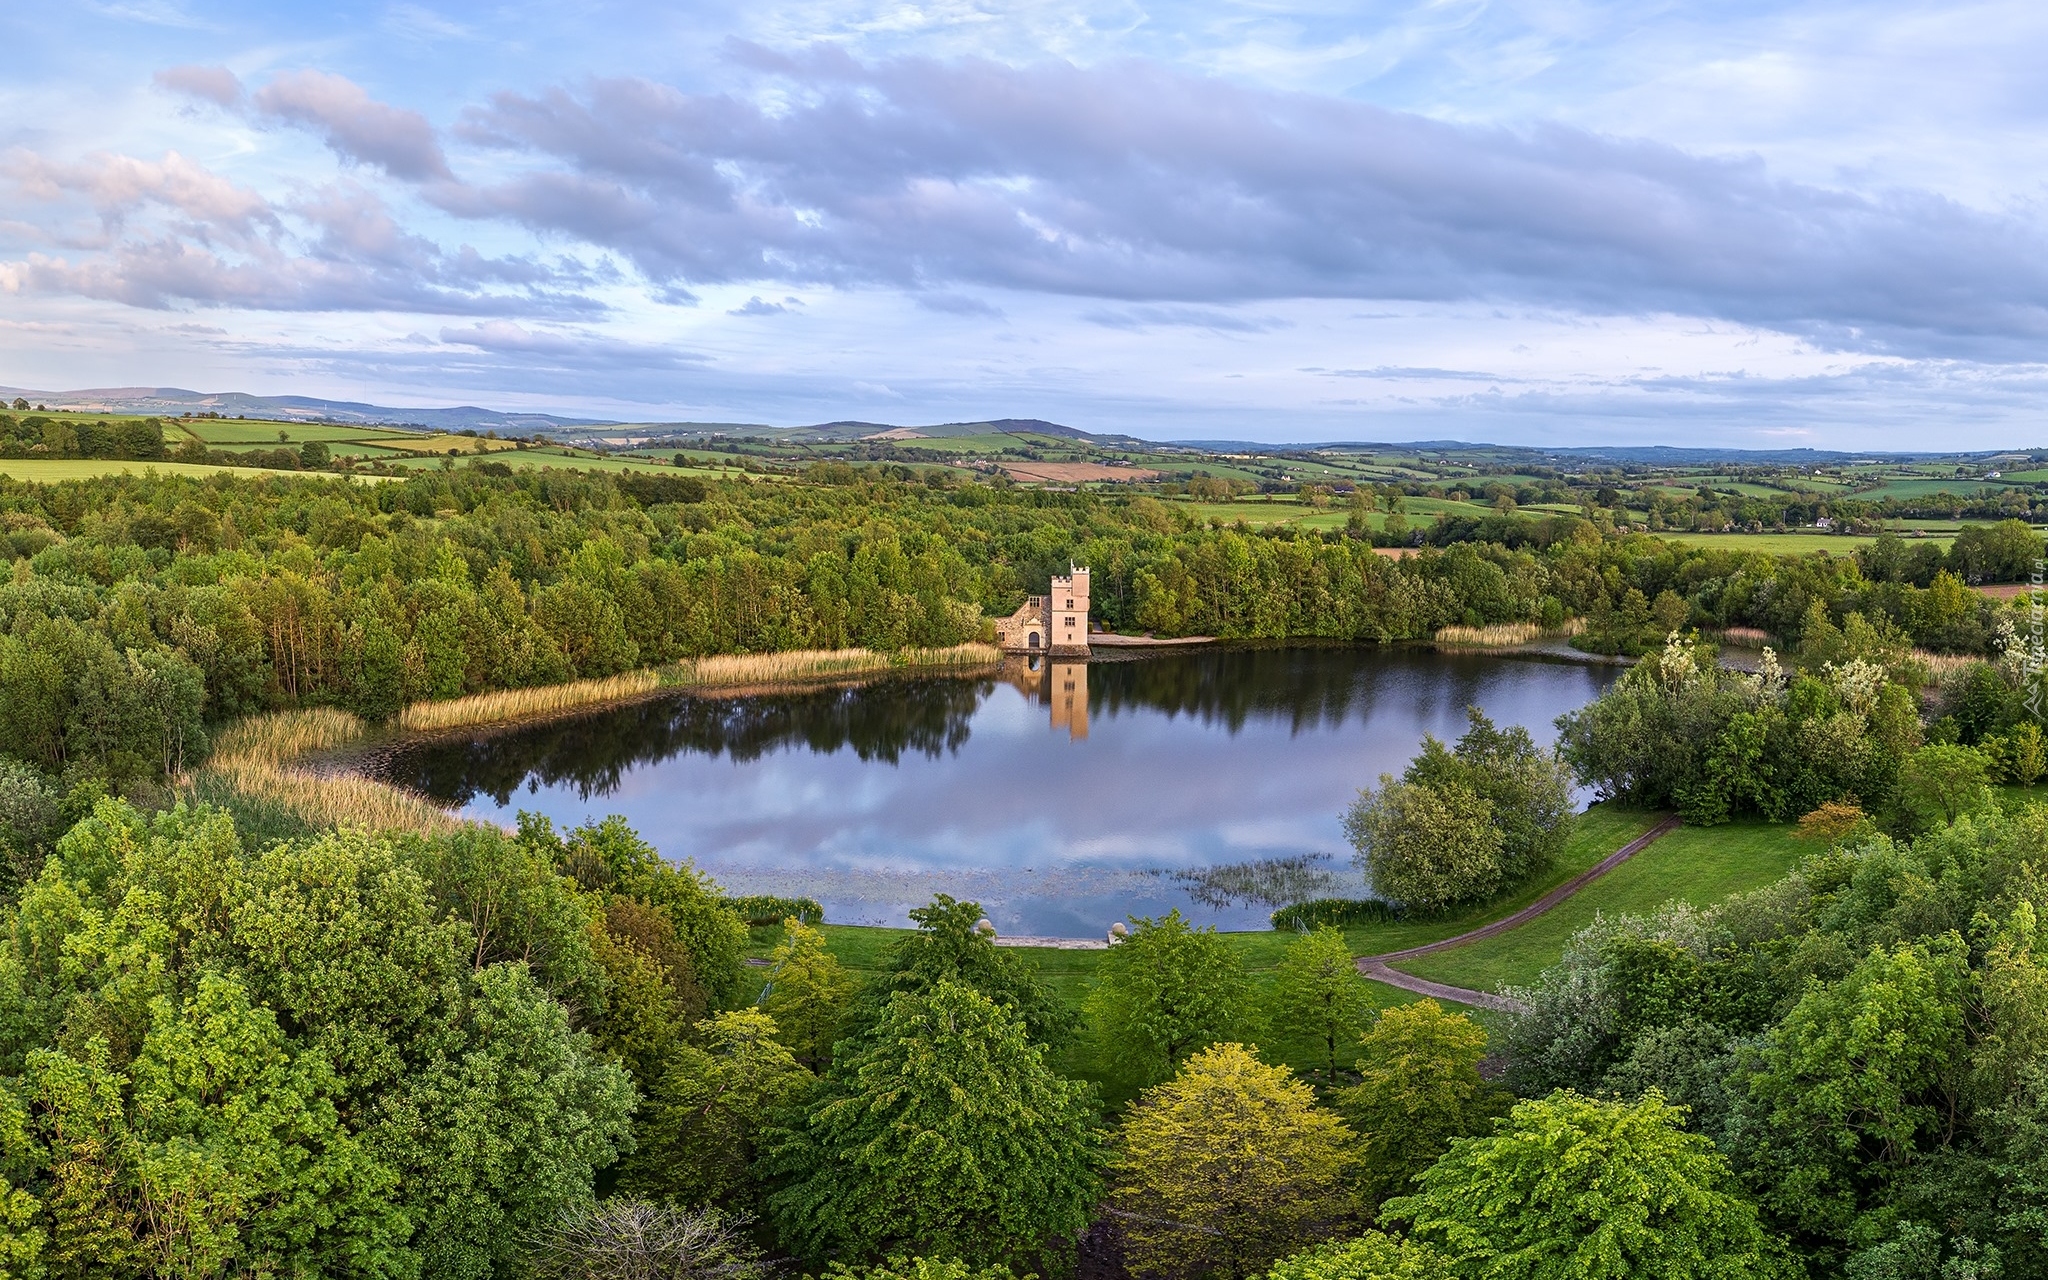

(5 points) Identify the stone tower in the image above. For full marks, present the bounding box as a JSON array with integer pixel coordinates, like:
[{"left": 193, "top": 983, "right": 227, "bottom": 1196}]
[
  {"left": 992, "top": 563, "right": 1092, "bottom": 655},
  {"left": 1047, "top": 565, "right": 1090, "bottom": 655}
]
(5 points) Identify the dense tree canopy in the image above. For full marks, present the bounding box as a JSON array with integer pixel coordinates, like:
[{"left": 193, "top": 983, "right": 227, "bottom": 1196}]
[{"left": 760, "top": 979, "right": 1102, "bottom": 1271}]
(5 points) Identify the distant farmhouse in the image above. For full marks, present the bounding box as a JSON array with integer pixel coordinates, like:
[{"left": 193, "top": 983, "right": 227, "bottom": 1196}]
[{"left": 995, "top": 565, "right": 1091, "bottom": 656}]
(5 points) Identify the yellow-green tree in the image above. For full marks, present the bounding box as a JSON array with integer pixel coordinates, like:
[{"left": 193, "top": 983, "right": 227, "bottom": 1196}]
[
  {"left": 1265, "top": 1233, "right": 1449, "bottom": 1280},
  {"left": 1108, "top": 1043, "right": 1357, "bottom": 1279},
  {"left": 763, "top": 918, "right": 855, "bottom": 1070},
  {"left": 1270, "top": 927, "right": 1374, "bottom": 1082},
  {"left": 1335, "top": 1000, "right": 1507, "bottom": 1205}
]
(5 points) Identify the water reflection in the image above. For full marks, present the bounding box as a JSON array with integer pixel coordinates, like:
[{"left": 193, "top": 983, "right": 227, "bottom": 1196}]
[{"left": 370, "top": 646, "right": 1616, "bottom": 935}]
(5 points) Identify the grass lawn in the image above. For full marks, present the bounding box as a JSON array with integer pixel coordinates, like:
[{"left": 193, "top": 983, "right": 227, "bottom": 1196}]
[
  {"left": 172, "top": 419, "right": 421, "bottom": 445},
  {"left": 741, "top": 805, "right": 1663, "bottom": 1094},
  {"left": 1399, "top": 817, "right": 1809, "bottom": 995}
]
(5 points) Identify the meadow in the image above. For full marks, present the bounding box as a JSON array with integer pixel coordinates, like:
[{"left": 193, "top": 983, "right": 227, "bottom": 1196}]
[{"left": 1397, "top": 818, "right": 1810, "bottom": 993}]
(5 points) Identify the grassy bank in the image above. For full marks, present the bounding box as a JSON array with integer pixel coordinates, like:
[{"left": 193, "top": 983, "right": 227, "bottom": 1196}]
[{"left": 1398, "top": 818, "right": 1809, "bottom": 994}]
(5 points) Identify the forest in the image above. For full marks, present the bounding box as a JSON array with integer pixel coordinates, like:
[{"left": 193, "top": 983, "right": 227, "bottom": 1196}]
[{"left": 5, "top": 463, "right": 2048, "bottom": 1277}]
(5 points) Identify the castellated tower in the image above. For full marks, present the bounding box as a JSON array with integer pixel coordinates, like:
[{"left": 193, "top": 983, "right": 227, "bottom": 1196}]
[
  {"left": 1047, "top": 565, "right": 1090, "bottom": 656},
  {"left": 991, "top": 564, "right": 1092, "bottom": 655}
]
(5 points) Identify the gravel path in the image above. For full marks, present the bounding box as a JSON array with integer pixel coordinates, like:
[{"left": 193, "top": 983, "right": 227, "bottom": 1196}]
[{"left": 1353, "top": 813, "right": 1682, "bottom": 1011}]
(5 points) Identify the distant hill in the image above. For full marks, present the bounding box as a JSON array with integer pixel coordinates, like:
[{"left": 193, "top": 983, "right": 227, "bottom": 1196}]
[
  {"left": 0, "top": 386, "right": 616, "bottom": 434},
  {"left": 2, "top": 387, "right": 2020, "bottom": 463}
]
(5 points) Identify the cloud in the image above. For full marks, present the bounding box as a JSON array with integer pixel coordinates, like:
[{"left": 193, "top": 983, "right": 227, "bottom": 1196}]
[
  {"left": 2, "top": 151, "right": 599, "bottom": 315},
  {"left": 426, "top": 48, "right": 2048, "bottom": 359},
  {"left": 914, "top": 292, "right": 1002, "bottom": 317},
  {"left": 438, "top": 320, "right": 704, "bottom": 368},
  {"left": 154, "top": 64, "right": 243, "bottom": 107},
  {"left": 253, "top": 70, "right": 451, "bottom": 180},
  {"left": 1082, "top": 305, "right": 1291, "bottom": 333},
  {"left": 727, "top": 295, "right": 794, "bottom": 315},
  {"left": 4, "top": 148, "right": 276, "bottom": 241}
]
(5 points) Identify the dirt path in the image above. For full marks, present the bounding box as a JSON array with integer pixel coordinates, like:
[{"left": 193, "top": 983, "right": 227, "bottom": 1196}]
[{"left": 1354, "top": 814, "right": 1681, "bottom": 1011}]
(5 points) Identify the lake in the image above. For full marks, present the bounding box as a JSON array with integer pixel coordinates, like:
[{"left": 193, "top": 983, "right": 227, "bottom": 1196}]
[{"left": 369, "top": 646, "right": 1618, "bottom": 936}]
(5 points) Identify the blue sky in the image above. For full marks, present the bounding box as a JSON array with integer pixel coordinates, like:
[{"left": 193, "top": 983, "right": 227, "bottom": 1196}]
[{"left": 2, "top": 1, "right": 2045, "bottom": 446}]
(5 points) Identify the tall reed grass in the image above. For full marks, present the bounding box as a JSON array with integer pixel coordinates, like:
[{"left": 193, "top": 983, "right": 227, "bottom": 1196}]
[
  {"left": 1433, "top": 621, "right": 1585, "bottom": 648},
  {"left": 676, "top": 643, "right": 1001, "bottom": 688},
  {"left": 209, "top": 706, "right": 366, "bottom": 766},
  {"left": 396, "top": 671, "right": 663, "bottom": 732},
  {"left": 201, "top": 706, "right": 461, "bottom": 833}
]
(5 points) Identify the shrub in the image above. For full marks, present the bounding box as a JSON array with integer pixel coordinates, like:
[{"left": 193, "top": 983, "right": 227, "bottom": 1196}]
[
  {"left": 731, "top": 893, "right": 825, "bottom": 926},
  {"left": 1271, "top": 898, "right": 1403, "bottom": 932}
]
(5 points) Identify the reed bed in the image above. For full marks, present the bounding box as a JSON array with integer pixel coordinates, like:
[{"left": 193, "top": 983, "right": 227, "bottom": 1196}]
[
  {"left": 202, "top": 706, "right": 461, "bottom": 833},
  {"left": 677, "top": 643, "right": 1001, "bottom": 688},
  {"left": 209, "top": 706, "right": 367, "bottom": 766},
  {"left": 1433, "top": 621, "right": 1559, "bottom": 648},
  {"left": 205, "top": 756, "right": 465, "bottom": 833},
  {"left": 396, "top": 670, "right": 663, "bottom": 732},
  {"left": 1715, "top": 626, "right": 1775, "bottom": 647},
  {"left": 1912, "top": 649, "right": 1981, "bottom": 680}
]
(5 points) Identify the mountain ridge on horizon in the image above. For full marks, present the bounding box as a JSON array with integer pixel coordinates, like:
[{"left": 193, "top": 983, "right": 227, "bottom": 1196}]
[{"left": 0, "top": 385, "right": 2016, "bottom": 463}]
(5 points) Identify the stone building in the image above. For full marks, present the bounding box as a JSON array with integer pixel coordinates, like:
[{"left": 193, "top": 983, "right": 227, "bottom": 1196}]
[{"left": 993, "top": 564, "right": 1091, "bottom": 656}]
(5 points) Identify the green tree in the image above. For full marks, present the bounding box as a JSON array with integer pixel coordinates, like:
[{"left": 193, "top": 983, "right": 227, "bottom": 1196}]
[
  {"left": 1344, "top": 777, "right": 1506, "bottom": 912},
  {"left": 1086, "top": 910, "right": 1254, "bottom": 1088},
  {"left": 762, "top": 980, "right": 1100, "bottom": 1270},
  {"left": 853, "top": 894, "right": 1075, "bottom": 1050},
  {"left": 298, "top": 440, "right": 331, "bottom": 469},
  {"left": 1271, "top": 926, "right": 1374, "bottom": 1081},
  {"left": 530, "top": 813, "right": 748, "bottom": 1010},
  {"left": 1405, "top": 708, "right": 1576, "bottom": 882},
  {"left": 2009, "top": 719, "right": 2047, "bottom": 787},
  {"left": 1737, "top": 938, "right": 1970, "bottom": 1249},
  {"left": 762, "top": 918, "right": 854, "bottom": 1070},
  {"left": 1384, "top": 1091, "right": 1796, "bottom": 1280},
  {"left": 1335, "top": 1000, "right": 1507, "bottom": 1206},
  {"left": 619, "top": 1008, "right": 812, "bottom": 1210},
  {"left": 1108, "top": 1043, "right": 1358, "bottom": 1280},
  {"left": 1896, "top": 744, "right": 1994, "bottom": 826},
  {"left": 1265, "top": 1234, "right": 1450, "bottom": 1280}
]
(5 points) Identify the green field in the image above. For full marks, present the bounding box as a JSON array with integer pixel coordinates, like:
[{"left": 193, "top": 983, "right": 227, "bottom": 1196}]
[
  {"left": 1182, "top": 494, "right": 1499, "bottom": 530},
  {"left": 1399, "top": 818, "right": 1808, "bottom": 994},
  {"left": 173, "top": 419, "right": 423, "bottom": 445},
  {"left": 1659, "top": 530, "right": 1956, "bottom": 554},
  {"left": 1849, "top": 478, "right": 2013, "bottom": 501},
  {"left": 0, "top": 457, "right": 361, "bottom": 483}
]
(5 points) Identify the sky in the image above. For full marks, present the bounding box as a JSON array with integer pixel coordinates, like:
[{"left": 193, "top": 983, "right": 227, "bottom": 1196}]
[{"left": 2, "top": 2, "right": 2046, "bottom": 447}]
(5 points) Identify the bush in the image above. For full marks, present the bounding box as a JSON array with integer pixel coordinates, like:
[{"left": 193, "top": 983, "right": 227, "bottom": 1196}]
[
  {"left": 1271, "top": 898, "right": 1402, "bottom": 932},
  {"left": 731, "top": 893, "right": 825, "bottom": 926}
]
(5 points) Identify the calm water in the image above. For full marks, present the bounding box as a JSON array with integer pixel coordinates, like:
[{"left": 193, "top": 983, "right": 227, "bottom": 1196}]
[{"left": 370, "top": 647, "right": 1616, "bottom": 936}]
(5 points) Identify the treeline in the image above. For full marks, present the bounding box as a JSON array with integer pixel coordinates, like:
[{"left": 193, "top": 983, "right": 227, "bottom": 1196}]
[
  {"left": 0, "top": 795, "right": 1814, "bottom": 1279},
  {"left": 1561, "top": 628, "right": 2047, "bottom": 828},
  {"left": 0, "top": 415, "right": 165, "bottom": 461},
  {"left": 0, "top": 466, "right": 2023, "bottom": 797}
]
